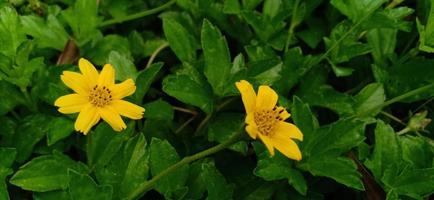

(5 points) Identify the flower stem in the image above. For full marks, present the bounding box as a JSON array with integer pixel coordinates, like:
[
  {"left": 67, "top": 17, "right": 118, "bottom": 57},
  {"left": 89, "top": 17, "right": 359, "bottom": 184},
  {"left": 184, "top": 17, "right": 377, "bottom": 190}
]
[
  {"left": 126, "top": 131, "right": 244, "bottom": 200},
  {"left": 99, "top": 0, "right": 177, "bottom": 27},
  {"left": 284, "top": 0, "right": 301, "bottom": 52}
]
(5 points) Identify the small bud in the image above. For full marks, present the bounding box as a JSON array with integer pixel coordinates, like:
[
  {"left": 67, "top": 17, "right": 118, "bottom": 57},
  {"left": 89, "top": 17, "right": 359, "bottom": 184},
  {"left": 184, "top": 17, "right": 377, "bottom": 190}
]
[{"left": 408, "top": 111, "right": 431, "bottom": 132}]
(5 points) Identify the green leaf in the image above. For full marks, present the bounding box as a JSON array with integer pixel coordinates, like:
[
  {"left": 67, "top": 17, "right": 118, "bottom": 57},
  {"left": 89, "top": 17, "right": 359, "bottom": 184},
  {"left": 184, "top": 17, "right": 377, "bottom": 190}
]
[
  {"left": 0, "top": 166, "right": 13, "bottom": 200},
  {"left": 62, "top": 0, "right": 100, "bottom": 46},
  {"left": 85, "top": 34, "right": 131, "bottom": 66},
  {"left": 0, "top": 6, "right": 26, "bottom": 58},
  {"left": 291, "top": 96, "right": 319, "bottom": 152},
  {"left": 400, "top": 136, "right": 433, "bottom": 169},
  {"left": 20, "top": 15, "right": 69, "bottom": 50},
  {"left": 0, "top": 148, "right": 16, "bottom": 200},
  {"left": 201, "top": 161, "right": 234, "bottom": 200},
  {"left": 0, "top": 80, "right": 25, "bottom": 115},
  {"left": 10, "top": 153, "right": 88, "bottom": 192},
  {"left": 354, "top": 83, "right": 385, "bottom": 117},
  {"left": 33, "top": 190, "right": 71, "bottom": 200},
  {"left": 13, "top": 114, "right": 51, "bottom": 163},
  {"left": 254, "top": 152, "right": 307, "bottom": 195},
  {"left": 162, "top": 17, "right": 197, "bottom": 63},
  {"left": 330, "top": 0, "right": 387, "bottom": 22},
  {"left": 67, "top": 170, "right": 112, "bottom": 200},
  {"left": 144, "top": 99, "right": 174, "bottom": 121},
  {"left": 223, "top": 0, "right": 241, "bottom": 14},
  {"left": 86, "top": 123, "right": 132, "bottom": 168},
  {"left": 184, "top": 159, "right": 234, "bottom": 200},
  {"left": 208, "top": 113, "right": 248, "bottom": 154},
  {"left": 149, "top": 138, "right": 188, "bottom": 198},
  {"left": 162, "top": 74, "right": 214, "bottom": 113},
  {"left": 365, "top": 120, "right": 401, "bottom": 183},
  {"left": 367, "top": 28, "right": 397, "bottom": 65},
  {"left": 201, "top": 19, "right": 233, "bottom": 96},
  {"left": 46, "top": 117, "right": 74, "bottom": 146},
  {"left": 381, "top": 59, "right": 434, "bottom": 102},
  {"left": 417, "top": 2, "right": 434, "bottom": 53},
  {"left": 391, "top": 168, "right": 434, "bottom": 199},
  {"left": 301, "top": 157, "right": 364, "bottom": 190},
  {"left": 95, "top": 133, "right": 149, "bottom": 199},
  {"left": 107, "top": 51, "right": 138, "bottom": 81},
  {"left": 296, "top": 67, "right": 355, "bottom": 116},
  {"left": 133, "top": 62, "right": 163, "bottom": 103}
]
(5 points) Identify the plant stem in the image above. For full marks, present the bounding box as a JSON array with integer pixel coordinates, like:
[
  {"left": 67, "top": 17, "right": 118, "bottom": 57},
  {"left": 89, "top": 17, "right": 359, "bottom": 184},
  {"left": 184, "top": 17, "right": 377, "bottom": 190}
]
[
  {"left": 284, "top": 0, "right": 301, "bottom": 52},
  {"left": 146, "top": 42, "right": 169, "bottom": 69},
  {"left": 99, "top": 0, "right": 177, "bottom": 27},
  {"left": 359, "top": 83, "right": 434, "bottom": 116},
  {"left": 380, "top": 83, "right": 434, "bottom": 108},
  {"left": 127, "top": 131, "right": 244, "bottom": 200}
]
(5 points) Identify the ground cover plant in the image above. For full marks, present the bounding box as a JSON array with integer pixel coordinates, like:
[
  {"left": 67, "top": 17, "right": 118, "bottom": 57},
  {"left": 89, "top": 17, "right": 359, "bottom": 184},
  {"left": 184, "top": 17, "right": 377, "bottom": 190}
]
[{"left": 0, "top": 0, "right": 433, "bottom": 199}]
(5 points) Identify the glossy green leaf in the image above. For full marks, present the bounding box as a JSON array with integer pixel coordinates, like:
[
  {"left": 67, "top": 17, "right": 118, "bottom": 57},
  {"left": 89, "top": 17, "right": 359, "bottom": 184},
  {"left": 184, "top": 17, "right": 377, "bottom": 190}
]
[
  {"left": 208, "top": 113, "right": 248, "bottom": 154},
  {"left": 20, "top": 15, "right": 69, "bottom": 50},
  {"left": 46, "top": 117, "right": 74, "bottom": 146},
  {"left": 149, "top": 138, "right": 188, "bottom": 198},
  {"left": 0, "top": 6, "right": 26, "bottom": 58},
  {"left": 354, "top": 83, "right": 385, "bottom": 117},
  {"left": 162, "top": 74, "right": 214, "bottom": 113},
  {"left": 144, "top": 99, "right": 174, "bottom": 121},
  {"left": 417, "top": 1, "right": 434, "bottom": 52},
  {"left": 10, "top": 153, "right": 88, "bottom": 192},
  {"left": 201, "top": 19, "right": 232, "bottom": 96},
  {"left": 107, "top": 51, "right": 138, "bottom": 81},
  {"left": 133, "top": 62, "right": 163, "bottom": 103},
  {"left": 163, "top": 17, "right": 197, "bottom": 63},
  {"left": 330, "top": 0, "right": 387, "bottom": 22},
  {"left": 62, "top": 0, "right": 100, "bottom": 46},
  {"left": 67, "top": 170, "right": 112, "bottom": 200}
]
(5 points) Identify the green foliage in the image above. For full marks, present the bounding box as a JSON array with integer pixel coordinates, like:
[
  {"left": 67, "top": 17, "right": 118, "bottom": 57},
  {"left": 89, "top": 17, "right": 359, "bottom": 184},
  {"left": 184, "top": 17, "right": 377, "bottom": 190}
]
[{"left": 1, "top": 0, "right": 434, "bottom": 199}]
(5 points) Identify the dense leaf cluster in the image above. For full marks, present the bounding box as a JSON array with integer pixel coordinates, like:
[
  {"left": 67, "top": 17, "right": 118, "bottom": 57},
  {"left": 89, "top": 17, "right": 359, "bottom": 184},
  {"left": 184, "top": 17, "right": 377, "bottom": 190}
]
[{"left": 0, "top": 0, "right": 433, "bottom": 199}]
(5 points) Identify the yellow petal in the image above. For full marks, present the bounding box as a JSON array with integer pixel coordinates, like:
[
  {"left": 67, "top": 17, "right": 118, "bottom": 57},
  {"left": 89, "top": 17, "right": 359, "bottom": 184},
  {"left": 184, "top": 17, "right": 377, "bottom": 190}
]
[
  {"left": 98, "top": 64, "right": 115, "bottom": 87},
  {"left": 58, "top": 105, "right": 86, "bottom": 114},
  {"left": 55, "top": 94, "right": 88, "bottom": 114},
  {"left": 61, "top": 71, "right": 90, "bottom": 95},
  {"left": 257, "top": 133, "right": 275, "bottom": 156},
  {"left": 74, "top": 104, "right": 100, "bottom": 134},
  {"left": 54, "top": 94, "right": 88, "bottom": 107},
  {"left": 245, "top": 124, "right": 258, "bottom": 139},
  {"left": 235, "top": 80, "right": 256, "bottom": 114},
  {"left": 78, "top": 58, "right": 99, "bottom": 86},
  {"left": 111, "top": 100, "right": 145, "bottom": 119},
  {"left": 274, "top": 121, "right": 303, "bottom": 141},
  {"left": 110, "top": 79, "right": 136, "bottom": 99},
  {"left": 99, "top": 106, "right": 127, "bottom": 132},
  {"left": 256, "top": 85, "right": 278, "bottom": 111},
  {"left": 275, "top": 106, "right": 291, "bottom": 121},
  {"left": 271, "top": 136, "right": 302, "bottom": 161}
]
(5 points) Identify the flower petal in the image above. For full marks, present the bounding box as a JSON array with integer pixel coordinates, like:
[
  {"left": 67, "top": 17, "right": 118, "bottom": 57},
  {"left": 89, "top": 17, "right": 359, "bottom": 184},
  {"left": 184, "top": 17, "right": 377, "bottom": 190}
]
[
  {"left": 235, "top": 80, "right": 256, "bottom": 114},
  {"left": 111, "top": 100, "right": 145, "bottom": 120},
  {"left": 255, "top": 85, "right": 278, "bottom": 111},
  {"left": 276, "top": 106, "right": 291, "bottom": 121},
  {"left": 245, "top": 124, "right": 258, "bottom": 139},
  {"left": 99, "top": 106, "right": 127, "bottom": 132},
  {"left": 78, "top": 58, "right": 99, "bottom": 86},
  {"left": 74, "top": 104, "right": 100, "bottom": 134},
  {"left": 275, "top": 121, "right": 303, "bottom": 141},
  {"left": 257, "top": 133, "right": 275, "bottom": 156},
  {"left": 55, "top": 94, "right": 88, "bottom": 114},
  {"left": 98, "top": 64, "right": 115, "bottom": 87},
  {"left": 61, "top": 71, "right": 90, "bottom": 95},
  {"left": 58, "top": 105, "right": 86, "bottom": 114},
  {"left": 54, "top": 94, "right": 88, "bottom": 107},
  {"left": 110, "top": 79, "right": 136, "bottom": 99},
  {"left": 271, "top": 136, "right": 302, "bottom": 161}
]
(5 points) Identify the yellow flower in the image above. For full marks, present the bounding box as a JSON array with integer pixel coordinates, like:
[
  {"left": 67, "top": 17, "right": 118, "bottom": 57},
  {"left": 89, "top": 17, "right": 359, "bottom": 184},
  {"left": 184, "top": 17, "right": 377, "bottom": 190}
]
[
  {"left": 54, "top": 58, "right": 145, "bottom": 134},
  {"left": 235, "top": 80, "right": 303, "bottom": 160}
]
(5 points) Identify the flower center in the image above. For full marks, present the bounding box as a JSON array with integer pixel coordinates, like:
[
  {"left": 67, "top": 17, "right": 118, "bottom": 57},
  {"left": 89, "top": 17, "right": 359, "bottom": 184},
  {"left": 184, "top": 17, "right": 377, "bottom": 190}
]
[
  {"left": 254, "top": 107, "right": 284, "bottom": 136},
  {"left": 89, "top": 85, "right": 113, "bottom": 107}
]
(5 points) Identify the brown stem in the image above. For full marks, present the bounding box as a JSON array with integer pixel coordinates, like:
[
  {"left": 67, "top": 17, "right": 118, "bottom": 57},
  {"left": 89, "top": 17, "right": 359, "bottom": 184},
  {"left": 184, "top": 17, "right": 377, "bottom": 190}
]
[{"left": 57, "top": 39, "right": 79, "bottom": 65}]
